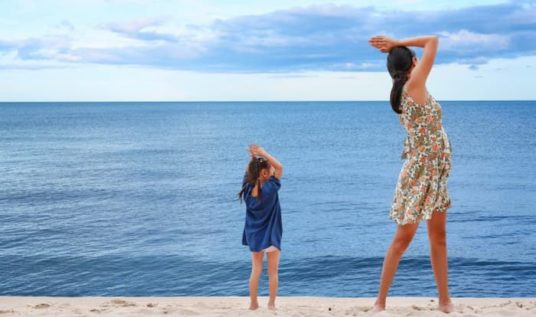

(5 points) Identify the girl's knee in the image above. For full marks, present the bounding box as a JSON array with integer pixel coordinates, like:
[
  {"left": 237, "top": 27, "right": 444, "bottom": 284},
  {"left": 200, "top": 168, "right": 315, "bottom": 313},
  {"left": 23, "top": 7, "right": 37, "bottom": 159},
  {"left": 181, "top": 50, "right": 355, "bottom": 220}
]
[
  {"left": 251, "top": 264, "right": 263, "bottom": 276},
  {"left": 267, "top": 269, "right": 278, "bottom": 279}
]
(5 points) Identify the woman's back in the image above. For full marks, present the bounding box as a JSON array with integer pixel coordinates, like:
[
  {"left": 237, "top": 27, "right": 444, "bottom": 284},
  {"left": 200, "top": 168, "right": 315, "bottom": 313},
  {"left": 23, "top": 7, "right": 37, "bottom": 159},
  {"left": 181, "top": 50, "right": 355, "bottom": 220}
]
[{"left": 400, "top": 87, "right": 451, "bottom": 159}]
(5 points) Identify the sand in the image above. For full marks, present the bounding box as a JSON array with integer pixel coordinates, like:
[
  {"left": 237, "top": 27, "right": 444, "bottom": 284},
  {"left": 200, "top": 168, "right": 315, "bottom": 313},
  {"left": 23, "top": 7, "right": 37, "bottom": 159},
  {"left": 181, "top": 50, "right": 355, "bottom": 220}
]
[{"left": 0, "top": 297, "right": 534, "bottom": 317}]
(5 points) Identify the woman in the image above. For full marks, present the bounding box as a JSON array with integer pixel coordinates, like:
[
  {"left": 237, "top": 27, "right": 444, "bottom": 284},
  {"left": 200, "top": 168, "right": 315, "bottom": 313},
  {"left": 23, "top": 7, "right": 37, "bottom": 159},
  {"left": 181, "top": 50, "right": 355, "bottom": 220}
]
[{"left": 369, "top": 35, "right": 454, "bottom": 313}]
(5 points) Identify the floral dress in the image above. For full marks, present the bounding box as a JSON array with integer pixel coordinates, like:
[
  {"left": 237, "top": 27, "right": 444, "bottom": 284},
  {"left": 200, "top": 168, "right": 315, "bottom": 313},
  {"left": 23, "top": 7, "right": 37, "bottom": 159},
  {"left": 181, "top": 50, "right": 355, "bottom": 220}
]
[{"left": 390, "top": 87, "right": 452, "bottom": 225}]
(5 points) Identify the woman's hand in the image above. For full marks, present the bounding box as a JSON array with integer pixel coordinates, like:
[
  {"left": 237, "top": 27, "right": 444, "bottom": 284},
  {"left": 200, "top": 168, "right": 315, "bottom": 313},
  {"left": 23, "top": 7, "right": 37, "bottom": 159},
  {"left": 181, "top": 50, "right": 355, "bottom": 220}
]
[{"left": 369, "top": 35, "right": 398, "bottom": 53}]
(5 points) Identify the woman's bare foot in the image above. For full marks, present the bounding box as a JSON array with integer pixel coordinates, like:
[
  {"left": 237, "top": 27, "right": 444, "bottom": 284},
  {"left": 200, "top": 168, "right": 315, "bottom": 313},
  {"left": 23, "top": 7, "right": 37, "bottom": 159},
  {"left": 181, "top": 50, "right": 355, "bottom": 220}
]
[
  {"left": 438, "top": 301, "right": 454, "bottom": 313},
  {"left": 249, "top": 302, "right": 259, "bottom": 310},
  {"left": 268, "top": 302, "right": 276, "bottom": 310},
  {"left": 372, "top": 301, "right": 385, "bottom": 313}
]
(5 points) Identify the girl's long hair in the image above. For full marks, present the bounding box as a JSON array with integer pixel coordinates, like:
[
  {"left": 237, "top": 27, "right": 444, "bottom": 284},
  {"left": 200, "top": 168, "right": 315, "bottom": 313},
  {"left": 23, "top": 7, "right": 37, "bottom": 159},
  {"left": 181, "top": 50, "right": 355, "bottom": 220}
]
[
  {"left": 387, "top": 46, "right": 415, "bottom": 114},
  {"left": 238, "top": 157, "right": 269, "bottom": 203}
]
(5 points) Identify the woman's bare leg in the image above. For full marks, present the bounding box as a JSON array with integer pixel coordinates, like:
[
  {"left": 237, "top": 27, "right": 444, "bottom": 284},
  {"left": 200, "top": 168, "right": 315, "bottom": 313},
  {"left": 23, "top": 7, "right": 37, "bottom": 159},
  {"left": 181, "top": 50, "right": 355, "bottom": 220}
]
[
  {"left": 374, "top": 221, "right": 420, "bottom": 311},
  {"left": 266, "top": 249, "right": 280, "bottom": 310},
  {"left": 249, "top": 252, "right": 264, "bottom": 310},
  {"left": 427, "top": 211, "right": 453, "bottom": 313}
]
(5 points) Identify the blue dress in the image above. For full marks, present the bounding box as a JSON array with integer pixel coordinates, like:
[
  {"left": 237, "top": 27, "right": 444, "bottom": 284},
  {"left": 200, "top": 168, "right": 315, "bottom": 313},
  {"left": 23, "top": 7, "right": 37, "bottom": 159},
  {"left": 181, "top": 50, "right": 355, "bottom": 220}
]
[{"left": 242, "top": 174, "right": 283, "bottom": 252}]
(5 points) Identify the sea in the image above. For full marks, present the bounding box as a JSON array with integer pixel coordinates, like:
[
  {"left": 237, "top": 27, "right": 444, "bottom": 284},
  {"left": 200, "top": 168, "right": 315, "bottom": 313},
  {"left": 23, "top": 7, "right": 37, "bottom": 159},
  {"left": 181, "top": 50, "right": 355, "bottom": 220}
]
[{"left": 1, "top": 101, "right": 535, "bottom": 297}]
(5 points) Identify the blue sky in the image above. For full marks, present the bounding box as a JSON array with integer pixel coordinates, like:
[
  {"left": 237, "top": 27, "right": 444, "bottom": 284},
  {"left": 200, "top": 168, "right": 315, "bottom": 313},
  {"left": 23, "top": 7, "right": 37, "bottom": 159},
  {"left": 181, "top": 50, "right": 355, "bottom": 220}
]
[{"left": 0, "top": 0, "right": 534, "bottom": 101}]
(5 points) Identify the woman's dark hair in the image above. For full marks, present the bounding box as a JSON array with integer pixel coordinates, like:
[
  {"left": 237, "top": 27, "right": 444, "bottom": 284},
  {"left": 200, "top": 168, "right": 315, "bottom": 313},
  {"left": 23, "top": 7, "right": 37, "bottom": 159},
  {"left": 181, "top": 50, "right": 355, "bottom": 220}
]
[
  {"left": 387, "top": 46, "right": 416, "bottom": 114},
  {"left": 238, "top": 156, "right": 270, "bottom": 202}
]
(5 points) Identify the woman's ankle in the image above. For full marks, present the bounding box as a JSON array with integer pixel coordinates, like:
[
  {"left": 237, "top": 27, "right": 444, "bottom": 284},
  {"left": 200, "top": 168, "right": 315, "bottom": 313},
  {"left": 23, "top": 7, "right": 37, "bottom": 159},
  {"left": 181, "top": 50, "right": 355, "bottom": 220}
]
[
  {"left": 249, "top": 300, "right": 259, "bottom": 310},
  {"left": 438, "top": 296, "right": 451, "bottom": 305},
  {"left": 373, "top": 299, "right": 386, "bottom": 311}
]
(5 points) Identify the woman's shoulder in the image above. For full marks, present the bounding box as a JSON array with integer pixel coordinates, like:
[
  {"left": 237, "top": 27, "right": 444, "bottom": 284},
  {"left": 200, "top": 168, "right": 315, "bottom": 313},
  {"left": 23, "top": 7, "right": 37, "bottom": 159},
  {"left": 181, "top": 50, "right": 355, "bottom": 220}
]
[{"left": 403, "top": 82, "right": 431, "bottom": 105}]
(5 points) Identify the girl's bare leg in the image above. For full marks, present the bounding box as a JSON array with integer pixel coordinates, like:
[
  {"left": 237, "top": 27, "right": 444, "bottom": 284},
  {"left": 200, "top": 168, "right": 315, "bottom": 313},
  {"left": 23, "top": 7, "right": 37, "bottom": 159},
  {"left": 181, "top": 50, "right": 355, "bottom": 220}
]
[
  {"left": 374, "top": 221, "right": 420, "bottom": 311},
  {"left": 249, "top": 252, "right": 264, "bottom": 310},
  {"left": 266, "top": 249, "right": 280, "bottom": 310},
  {"left": 427, "top": 211, "right": 453, "bottom": 313}
]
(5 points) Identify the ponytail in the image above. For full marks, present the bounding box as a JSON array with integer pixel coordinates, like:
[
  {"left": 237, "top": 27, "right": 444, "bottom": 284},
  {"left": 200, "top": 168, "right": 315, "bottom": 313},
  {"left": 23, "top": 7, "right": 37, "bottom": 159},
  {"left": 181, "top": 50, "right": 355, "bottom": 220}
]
[
  {"left": 390, "top": 70, "right": 409, "bottom": 114},
  {"left": 387, "top": 46, "right": 415, "bottom": 114}
]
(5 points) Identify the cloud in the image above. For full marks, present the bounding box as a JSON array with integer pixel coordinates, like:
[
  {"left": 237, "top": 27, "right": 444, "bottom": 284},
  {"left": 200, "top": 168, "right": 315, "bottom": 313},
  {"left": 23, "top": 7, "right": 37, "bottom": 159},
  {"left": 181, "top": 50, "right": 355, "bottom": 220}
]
[
  {"left": 0, "top": 36, "right": 73, "bottom": 61},
  {"left": 104, "top": 16, "right": 178, "bottom": 42},
  {"left": 0, "top": 1, "right": 534, "bottom": 72},
  {"left": 439, "top": 30, "right": 510, "bottom": 51},
  {"left": 59, "top": 20, "right": 75, "bottom": 32}
]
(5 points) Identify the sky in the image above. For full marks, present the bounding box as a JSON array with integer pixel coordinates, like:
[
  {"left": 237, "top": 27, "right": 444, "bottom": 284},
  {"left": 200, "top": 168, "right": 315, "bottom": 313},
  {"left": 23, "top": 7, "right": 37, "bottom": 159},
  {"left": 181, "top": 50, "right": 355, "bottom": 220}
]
[{"left": 0, "top": 0, "right": 534, "bottom": 101}]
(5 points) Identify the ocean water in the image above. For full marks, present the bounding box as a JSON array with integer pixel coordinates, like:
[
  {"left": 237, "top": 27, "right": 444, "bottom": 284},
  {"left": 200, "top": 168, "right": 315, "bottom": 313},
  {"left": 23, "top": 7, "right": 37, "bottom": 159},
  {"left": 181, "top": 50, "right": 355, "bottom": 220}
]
[{"left": 1, "top": 101, "right": 535, "bottom": 297}]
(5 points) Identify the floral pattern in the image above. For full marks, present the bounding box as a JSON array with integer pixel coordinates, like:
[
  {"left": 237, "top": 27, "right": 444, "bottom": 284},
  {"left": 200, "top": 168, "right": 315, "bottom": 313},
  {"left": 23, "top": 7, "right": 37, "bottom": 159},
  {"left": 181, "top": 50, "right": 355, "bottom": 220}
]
[{"left": 390, "top": 88, "right": 452, "bottom": 225}]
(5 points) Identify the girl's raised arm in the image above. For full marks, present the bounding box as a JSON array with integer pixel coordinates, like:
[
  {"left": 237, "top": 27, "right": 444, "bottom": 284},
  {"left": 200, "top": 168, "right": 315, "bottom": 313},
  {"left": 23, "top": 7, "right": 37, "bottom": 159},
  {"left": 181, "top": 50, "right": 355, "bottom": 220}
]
[{"left": 249, "top": 144, "right": 283, "bottom": 179}]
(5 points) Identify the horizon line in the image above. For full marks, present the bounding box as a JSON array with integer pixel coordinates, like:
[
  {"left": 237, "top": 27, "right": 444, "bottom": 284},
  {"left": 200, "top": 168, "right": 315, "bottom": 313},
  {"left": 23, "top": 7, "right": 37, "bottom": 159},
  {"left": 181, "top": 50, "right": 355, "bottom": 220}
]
[{"left": 1, "top": 99, "right": 535, "bottom": 103}]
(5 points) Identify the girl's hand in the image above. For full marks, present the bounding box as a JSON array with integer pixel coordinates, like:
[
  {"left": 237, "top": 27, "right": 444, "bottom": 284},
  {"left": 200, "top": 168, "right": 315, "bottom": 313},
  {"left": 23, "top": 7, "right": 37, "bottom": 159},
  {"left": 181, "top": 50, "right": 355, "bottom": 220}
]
[
  {"left": 248, "top": 144, "right": 283, "bottom": 179},
  {"left": 248, "top": 144, "right": 266, "bottom": 157},
  {"left": 369, "top": 35, "right": 398, "bottom": 53}
]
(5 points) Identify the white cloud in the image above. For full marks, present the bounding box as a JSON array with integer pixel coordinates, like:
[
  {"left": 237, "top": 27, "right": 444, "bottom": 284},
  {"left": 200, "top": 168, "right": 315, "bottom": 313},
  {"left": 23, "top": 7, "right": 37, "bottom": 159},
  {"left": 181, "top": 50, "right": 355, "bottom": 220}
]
[
  {"left": 105, "top": 16, "right": 170, "bottom": 34},
  {"left": 1, "top": 55, "right": 534, "bottom": 101},
  {"left": 439, "top": 29, "right": 510, "bottom": 51}
]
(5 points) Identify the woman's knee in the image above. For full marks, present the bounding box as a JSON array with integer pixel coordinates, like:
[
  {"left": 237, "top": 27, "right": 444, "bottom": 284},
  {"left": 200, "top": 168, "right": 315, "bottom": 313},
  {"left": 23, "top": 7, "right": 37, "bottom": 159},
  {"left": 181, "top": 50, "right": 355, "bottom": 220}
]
[
  {"left": 392, "top": 236, "right": 412, "bottom": 254},
  {"left": 391, "top": 227, "right": 417, "bottom": 254},
  {"left": 429, "top": 228, "right": 447, "bottom": 247}
]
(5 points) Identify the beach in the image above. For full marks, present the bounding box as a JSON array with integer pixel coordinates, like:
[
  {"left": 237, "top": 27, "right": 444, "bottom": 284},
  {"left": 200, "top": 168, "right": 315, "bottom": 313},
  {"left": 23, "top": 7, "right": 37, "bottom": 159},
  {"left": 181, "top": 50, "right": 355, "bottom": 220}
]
[{"left": 0, "top": 297, "right": 535, "bottom": 316}]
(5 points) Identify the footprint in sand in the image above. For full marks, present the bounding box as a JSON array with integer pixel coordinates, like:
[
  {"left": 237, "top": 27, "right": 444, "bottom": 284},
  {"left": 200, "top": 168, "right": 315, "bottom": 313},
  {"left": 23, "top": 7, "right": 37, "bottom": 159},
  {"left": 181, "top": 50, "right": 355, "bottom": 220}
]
[
  {"left": 0, "top": 310, "right": 15, "bottom": 314},
  {"left": 344, "top": 306, "right": 370, "bottom": 315},
  {"left": 112, "top": 299, "right": 135, "bottom": 306},
  {"left": 411, "top": 305, "right": 423, "bottom": 311},
  {"left": 33, "top": 303, "right": 50, "bottom": 309},
  {"left": 162, "top": 308, "right": 200, "bottom": 316},
  {"left": 101, "top": 299, "right": 137, "bottom": 308}
]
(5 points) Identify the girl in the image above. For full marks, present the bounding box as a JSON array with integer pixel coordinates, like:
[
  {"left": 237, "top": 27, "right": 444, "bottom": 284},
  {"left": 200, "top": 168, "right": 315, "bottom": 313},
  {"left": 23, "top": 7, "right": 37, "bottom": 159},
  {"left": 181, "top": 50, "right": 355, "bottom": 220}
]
[
  {"left": 369, "top": 35, "right": 454, "bottom": 313},
  {"left": 238, "top": 144, "right": 283, "bottom": 310}
]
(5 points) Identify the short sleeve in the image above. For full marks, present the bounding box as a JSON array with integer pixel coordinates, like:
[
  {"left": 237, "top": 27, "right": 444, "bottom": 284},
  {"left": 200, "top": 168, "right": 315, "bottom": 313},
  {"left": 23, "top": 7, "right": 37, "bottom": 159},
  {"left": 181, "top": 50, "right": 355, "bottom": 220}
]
[{"left": 262, "top": 176, "right": 281, "bottom": 195}]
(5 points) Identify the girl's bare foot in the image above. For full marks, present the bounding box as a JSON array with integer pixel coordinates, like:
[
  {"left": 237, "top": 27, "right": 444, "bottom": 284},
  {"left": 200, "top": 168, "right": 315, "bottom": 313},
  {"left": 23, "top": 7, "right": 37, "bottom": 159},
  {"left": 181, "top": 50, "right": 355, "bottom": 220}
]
[
  {"left": 268, "top": 302, "right": 276, "bottom": 310},
  {"left": 249, "top": 302, "right": 259, "bottom": 310},
  {"left": 438, "top": 301, "right": 454, "bottom": 313}
]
